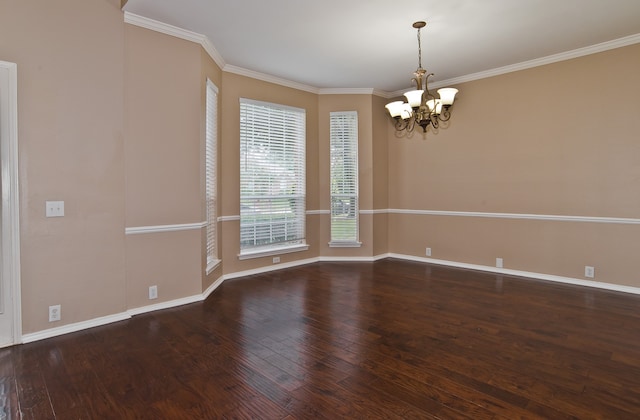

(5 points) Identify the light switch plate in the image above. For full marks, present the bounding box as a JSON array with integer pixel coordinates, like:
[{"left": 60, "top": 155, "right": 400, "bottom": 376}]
[{"left": 46, "top": 201, "right": 64, "bottom": 217}]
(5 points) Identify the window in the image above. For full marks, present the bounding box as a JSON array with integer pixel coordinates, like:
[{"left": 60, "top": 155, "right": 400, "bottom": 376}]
[
  {"left": 330, "top": 111, "right": 360, "bottom": 246},
  {"left": 239, "top": 98, "right": 307, "bottom": 258},
  {"left": 205, "top": 80, "right": 219, "bottom": 273}
]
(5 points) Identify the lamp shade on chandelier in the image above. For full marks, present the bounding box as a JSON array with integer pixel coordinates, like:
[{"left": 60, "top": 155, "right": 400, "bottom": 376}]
[{"left": 386, "top": 21, "right": 458, "bottom": 133}]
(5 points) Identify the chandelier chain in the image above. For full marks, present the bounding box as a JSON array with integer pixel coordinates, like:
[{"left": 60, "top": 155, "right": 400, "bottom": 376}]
[{"left": 417, "top": 27, "right": 422, "bottom": 69}]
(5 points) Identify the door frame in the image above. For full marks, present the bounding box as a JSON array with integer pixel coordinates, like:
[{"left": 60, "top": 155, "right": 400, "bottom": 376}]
[{"left": 0, "top": 60, "right": 22, "bottom": 347}]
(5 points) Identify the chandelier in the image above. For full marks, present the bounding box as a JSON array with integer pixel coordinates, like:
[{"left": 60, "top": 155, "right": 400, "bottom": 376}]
[{"left": 385, "top": 21, "right": 458, "bottom": 133}]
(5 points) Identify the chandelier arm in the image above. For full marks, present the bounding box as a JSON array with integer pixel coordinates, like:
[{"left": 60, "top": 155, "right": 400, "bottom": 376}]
[
  {"left": 424, "top": 73, "right": 435, "bottom": 100},
  {"left": 407, "top": 116, "right": 416, "bottom": 133},
  {"left": 438, "top": 109, "right": 452, "bottom": 122},
  {"left": 394, "top": 118, "right": 408, "bottom": 131},
  {"left": 431, "top": 115, "right": 439, "bottom": 129}
]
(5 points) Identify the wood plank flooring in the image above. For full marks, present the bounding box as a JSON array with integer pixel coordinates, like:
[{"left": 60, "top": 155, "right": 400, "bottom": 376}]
[{"left": 2, "top": 258, "right": 640, "bottom": 418}]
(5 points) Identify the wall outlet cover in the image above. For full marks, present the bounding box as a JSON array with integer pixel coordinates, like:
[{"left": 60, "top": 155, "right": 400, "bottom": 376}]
[{"left": 49, "top": 305, "right": 61, "bottom": 322}]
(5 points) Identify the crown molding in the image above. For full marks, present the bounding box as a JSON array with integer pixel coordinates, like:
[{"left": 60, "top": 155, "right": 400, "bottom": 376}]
[
  {"left": 390, "top": 33, "right": 640, "bottom": 96},
  {"left": 123, "top": 12, "right": 226, "bottom": 69},
  {"left": 318, "top": 88, "right": 374, "bottom": 95},
  {"left": 372, "top": 89, "right": 395, "bottom": 99},
  {"left": 222, "top": 64, "right": 319, "bottom": 94},
  {"left": 124, "top": 12, "right": 640, "bottom": 98}
]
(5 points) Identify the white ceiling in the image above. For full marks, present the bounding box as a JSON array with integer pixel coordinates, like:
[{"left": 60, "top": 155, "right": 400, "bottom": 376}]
[{"left": 123, "top": 0, "right": 640, "bottom": 93}]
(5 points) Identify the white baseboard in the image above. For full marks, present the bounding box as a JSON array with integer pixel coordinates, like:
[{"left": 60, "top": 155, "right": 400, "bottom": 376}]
[
  {"left": 22, "top": 251, "right": 638, "bottom": 344},
  {"left": 222, "top": 257, "right": 320, "bottom": 281},
  {"left": 387, "top": 253, "right": 640, "bottom": 296},
  {"left": 318, "top": 253, "right": 389, "bottom": 262},
  {"left": 21, "top": 312, "right": 131, "bottom": 344},
  {"left": 126, "top": 294, "right": 204, "bottom": 316},
  {"left": 203, "top": 275, "right": 225, "bottom": 299}
]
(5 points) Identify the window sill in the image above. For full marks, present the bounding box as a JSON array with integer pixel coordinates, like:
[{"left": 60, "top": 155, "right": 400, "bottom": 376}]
[
  {"left": 328, "top": 241, "right": 362, "bottom": 248},
  {"left": 206, "top": 259, "right": 221, "bottom": 275},
  {"left": 238, "top": 243, "right": 310, "bottom": 260}
]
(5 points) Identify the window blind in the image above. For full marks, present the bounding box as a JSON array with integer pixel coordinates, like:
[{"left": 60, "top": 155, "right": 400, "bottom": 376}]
[
  {"left": 330, "top": 111, "right": 359, "bottom": 243},
  {"left": 205, "top": 80, "right": 218, "bottom": 266},
  {"left": 239, "top": 98, "right": 306, "bottom": 252}
]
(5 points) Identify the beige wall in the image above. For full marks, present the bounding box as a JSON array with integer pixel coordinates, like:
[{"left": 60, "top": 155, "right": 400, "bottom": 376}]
[
  {"left": 3, "top": 0, "right": 639, "bottom": 336},
  {"left": 371, "top": 95, "right": 389, "bottom": 256},
  {"left": 124, "top": 25, "right": 205, "bottom": 308},
  {"left": 0, "top": 0, "right": 127, "bottom": 333},
  {"left": 387, "top": 44, "right": 640, "bottom": 288}
]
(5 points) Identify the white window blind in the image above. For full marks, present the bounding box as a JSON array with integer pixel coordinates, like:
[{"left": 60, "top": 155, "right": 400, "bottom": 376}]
[
  {"left": 240, "top": 98, "right": 306, "bottom": 254},
  {"left": 205, "top": 80, "right": 218, "bottom": 269},
  {"left": 330, "top": 111, "right": 359, "bottom": 245}
]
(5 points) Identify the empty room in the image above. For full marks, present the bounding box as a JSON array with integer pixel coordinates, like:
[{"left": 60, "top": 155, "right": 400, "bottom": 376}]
[{"left": 1, "top": 0, "right": 640, "bottom": 417}]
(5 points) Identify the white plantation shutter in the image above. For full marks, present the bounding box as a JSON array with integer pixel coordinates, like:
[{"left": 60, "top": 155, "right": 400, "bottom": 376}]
[
  {"left": 205, "top": 80, "right": 218, "bottom": 267},
  {"left": 330, "top": 111, "right": 359, "bottom": 244},
  {"left": 240, "top": 98, "right": 306, "bottom": 253}
]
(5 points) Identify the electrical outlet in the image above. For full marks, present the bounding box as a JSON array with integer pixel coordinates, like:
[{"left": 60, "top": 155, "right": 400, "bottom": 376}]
[
  {"left": 585, "top": 266, "right": 595, "bottom": 278},
  {"left": 149, "top": 285, "right": 158, "bottom": 300},
  {"left": 425, "top": 247, "right": 432, "bottom": 257},
  {"left": 273, "top": 256, "right": 280, "bottom": 264},
  {"left": 49, "top": 305, "right": 61, "bottom": 322},
  {"left": 496, "top": 258, "right": 503, "bottom": 268}
]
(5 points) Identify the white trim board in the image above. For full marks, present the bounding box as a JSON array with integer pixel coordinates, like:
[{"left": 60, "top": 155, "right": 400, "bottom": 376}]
[
  {"left": 0, "top": 60, "right": 22, "bottom": 347},
  {"left": 21, "top": 312, "right": 131, "bottom": 344},
  {"left": 127, "top": 294, "right": 204, "bottom": 316},
  {"left": 125, "top": 222, "right": 206, "bottom": 235},
  {"left": 124, "top": 12, "right": 226, "bottom": 68},
  {"left": 124, "top": 12, "right": 640, "bottom": 98},
  {"left": 299, "top": 208, "right": 640, "bottom": 224},
  {"left": 387, "top": 253, "right": 640, "bottom": 296},
  {"left": 391, "top": 33, "right": 640, "bottom": 95},
  {"left": 20, "top": 251, "right": 640, "bottom": 344},
  {"left": 385, "top": 209, "right": 640, "bottom": 225}
]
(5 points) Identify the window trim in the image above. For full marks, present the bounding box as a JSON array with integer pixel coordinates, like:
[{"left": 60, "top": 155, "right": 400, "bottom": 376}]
[
  {"left": 205, "top": 79, "right": 219, "bottom": 274},
  {"left": 239, "top": 98, "right": 307, "bottom": 257},
  {"left": 237, "top": 243, "right": 310, "bottom": 260},
  {"left": 329, "top": 110, "right": 360, "bottom": 247}
]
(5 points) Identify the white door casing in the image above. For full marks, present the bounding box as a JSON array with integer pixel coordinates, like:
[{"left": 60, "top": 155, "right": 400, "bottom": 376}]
[{"left": 0, "top": 60, "right": 21, "bottom": 347}]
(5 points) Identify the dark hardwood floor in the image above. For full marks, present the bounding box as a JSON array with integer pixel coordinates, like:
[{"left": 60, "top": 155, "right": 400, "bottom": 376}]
[{"left": 2, "top": 259, "right": 640, "bottom": 419}]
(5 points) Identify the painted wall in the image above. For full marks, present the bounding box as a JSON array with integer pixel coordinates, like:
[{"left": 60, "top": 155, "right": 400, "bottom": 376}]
[
  {"left": 0, "top": 0, "right": 127, "bottom": 333},
  {"left": 387, "top": 44, "right": 640, "bottom": 288},
  {"left": 371, "top": 95, "right": 389, "bottom": 257},
  {"left": 124, "top": 25, "right": 204, "bottom": 309},
  {"left": 2, "top": 0, "right": 639, "bottom": 337}
]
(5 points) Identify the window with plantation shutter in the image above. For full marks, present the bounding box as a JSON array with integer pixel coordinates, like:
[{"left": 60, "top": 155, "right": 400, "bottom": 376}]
[
  {"left": 239, "top": 98, "right": 308, "bottom": 258},
  {"left": 205, "top": 80, "right": 219, "bottom": 273},
  {"left": 330, "top": 111, "right": 360, "bottom": 246}
]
